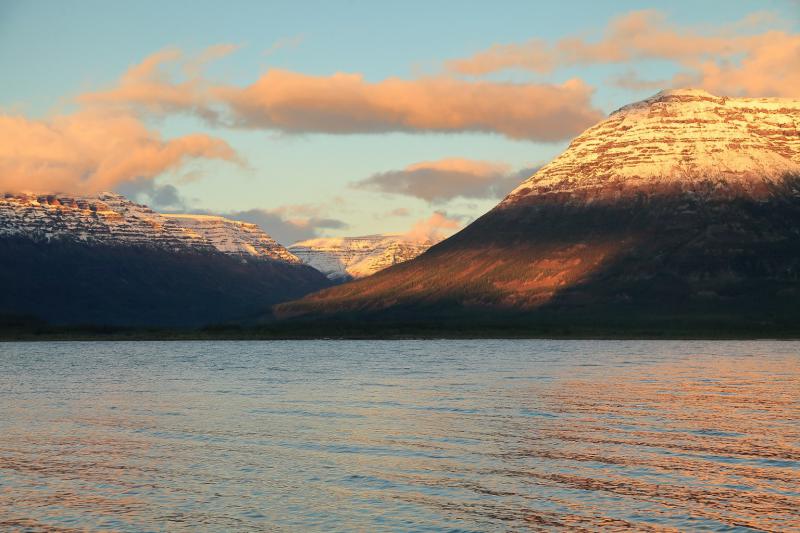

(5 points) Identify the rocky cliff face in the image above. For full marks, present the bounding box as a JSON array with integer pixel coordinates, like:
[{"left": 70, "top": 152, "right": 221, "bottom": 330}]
[
  {"left": 0, "top": 192, "right": 300, "bottom": 263},
  {"left": 276, "top": 90, "right": 800, "bottom": 332},
  {"left": 289, "top": 235, "right": 436, "bottom": 280},
  {"left": 0, "top": 192, "right": 193, "bottom": 248},
  {"left": 163, "top": 214, "right": 300, "bottom": 263},
  {"left": 0, "top": 192, "right": 329, "bottom": 327},
  {"left": 504, "top": 89, "right": 800, "bottom": 204}
]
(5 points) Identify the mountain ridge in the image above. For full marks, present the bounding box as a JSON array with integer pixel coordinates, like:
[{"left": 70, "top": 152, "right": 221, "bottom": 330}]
[
  {"left": 0, "top": 192, "right": 301, "bottom": 263},
  {"left": 504, "top": 88, "right": 800, "bottom": 204},
  {"left": 0, "top": 192, "right": 330, "bottom": 326},
  {"left": 288, "top": 234, "right": 438, "bottom": 280},
  {"left": 275, "top": 90, "right": 800, "bottom": 330}
]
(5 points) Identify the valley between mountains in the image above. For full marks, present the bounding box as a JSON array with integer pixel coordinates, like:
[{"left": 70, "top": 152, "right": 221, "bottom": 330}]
[
  {"left": 2, "top": 89, "right": 800, "bottom": 335},
  {"left": 0, "top": 192, "right": 436, "bottom": 327},
  {"left": 276, "top": 90, "right": 800, "bottom": 334}
]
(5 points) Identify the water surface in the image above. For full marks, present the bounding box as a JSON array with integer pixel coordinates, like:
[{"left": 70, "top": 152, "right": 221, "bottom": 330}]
[{"left": 1, "top": 340, "right": 798, "bottom": 531}]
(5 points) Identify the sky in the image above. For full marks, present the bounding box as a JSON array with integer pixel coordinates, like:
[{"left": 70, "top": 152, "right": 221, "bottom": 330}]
[{"left": 1, "top": 0, "right": 798, "bottom": 244}]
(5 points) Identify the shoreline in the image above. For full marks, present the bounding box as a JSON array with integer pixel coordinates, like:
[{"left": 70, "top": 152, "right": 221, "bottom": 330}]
[{"left": 3, "top": 325, "right": 799, "bottom": 342}]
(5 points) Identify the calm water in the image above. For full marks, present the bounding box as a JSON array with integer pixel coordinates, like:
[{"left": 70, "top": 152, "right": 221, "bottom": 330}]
[{"left": 0, "top": 340, "right": 798, "bottom": 532}]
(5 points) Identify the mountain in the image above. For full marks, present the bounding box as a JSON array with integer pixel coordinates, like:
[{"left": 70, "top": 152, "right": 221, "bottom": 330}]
[
  {"left": 162, "top": 213, "right": 301, "bottom": 263},
  {"left": 288, "top": 235, "right": 437, "bottom": 280},
  {"left": 276, "top": 90, "right": 800, "bottom": 333},
  {"left": 0, "top": 192, "right": 330, "bottom": 327},
  {"left": 503, "top": 88, "right": 799, "bottom": 203}
]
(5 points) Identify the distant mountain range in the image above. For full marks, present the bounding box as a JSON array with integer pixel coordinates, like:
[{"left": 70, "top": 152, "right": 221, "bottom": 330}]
[
  {"left": 0, "top": 192, "right": 439, "bottom": 328},
  {"left": 0, "top": 193, "right": 330, "bottom": 326},
  {"left": 0, "top": 192, "right": 302, "bottom": 260},
  {"left": 289, "top": 235, "right": 438, "bottom": 281},
  {"left": 276, "top": 90, "right": 800, "bottom": 334},
  {"left": 4, "top": 89, "right": 800, "bottom": 335}
]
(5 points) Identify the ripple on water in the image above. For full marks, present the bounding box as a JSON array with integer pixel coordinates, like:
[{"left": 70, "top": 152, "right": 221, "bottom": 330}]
[{"left": 0, "top": 339, "right": 798, "bottom": 532}]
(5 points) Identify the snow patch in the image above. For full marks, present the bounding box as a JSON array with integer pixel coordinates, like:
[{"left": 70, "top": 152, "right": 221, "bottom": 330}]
[
  {"left": 504, "top": 90, "right": 800, "bottom": 204},
  {"left": 0, "top": 192, "right": 299, "bottom": 263},
  {"left": 289, "top": 234, "right": 438, "bottom": 280}
]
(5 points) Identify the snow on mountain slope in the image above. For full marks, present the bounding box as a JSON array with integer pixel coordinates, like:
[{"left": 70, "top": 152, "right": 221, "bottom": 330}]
[
  {"left": 162, "top": 214, "right": 299, "bottom": 263},
  {"left": 275, "top": 89, "right": 800, "bottom": 325},
  {"left": 0, "top": 192, "right": 192, "bottom": 248},
  {"left": 0, "top": 192, "right": 299, "bottom": 263},
  {"left": 504, "top": 89, "right": 800, "bottom": 204},
  {"left": 289, "top": 235, "right": 437, "bottom": 280}
]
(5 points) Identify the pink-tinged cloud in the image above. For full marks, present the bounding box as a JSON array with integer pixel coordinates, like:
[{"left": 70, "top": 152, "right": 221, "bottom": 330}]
[
  {"left": 218, "top": 71, "right": 601, "bottom": 141},
  {"left": 403, "top": 211, "right": 462, "bottom": 242},
  {"left": 387, "top": 207, "right": 411, "bottom": 217},
  {"left": 686, "top": 31, "right": 800, "bottom": 97},
  {"left": 448, "top": 10, "right": 800, "bottom": 97},
  {"left": 83, "top": 50, "right": 603, "bottom": 142},
  {"left": 0, "top": 109, "right": 238, "bottom": 194},
  {"left": 202, "top": 206, "right": 348, "bottom": 245},
  {"left": 354, "top": 158, "right": 538, "bottom": 203},
  {"left": 77, "top": 47, "right": 237, "bottom": 122},
  {"left": 447, "top": 38, "right": 557, "bottom": 75},
  {"left": 448, "top": 10, "right": 755, "bottom": 72}
]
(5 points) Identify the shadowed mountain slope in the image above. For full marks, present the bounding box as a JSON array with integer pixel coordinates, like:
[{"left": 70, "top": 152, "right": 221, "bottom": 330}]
[
  {"left": 0, "top": 193, "right": 331, "bottom": 327},
  {"left": 275, "top": 90, "right": 800, "bottom": 332}
]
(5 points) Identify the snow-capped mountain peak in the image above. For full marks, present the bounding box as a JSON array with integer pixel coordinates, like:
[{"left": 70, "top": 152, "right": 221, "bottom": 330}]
[
  {"left": 0, "top": 192, "right": 299, "bottom": 263},
  {"left": 162, "top": 214, "right": 299, "bottom": 263},
  {"left": 288, "top": 234, "right": 438, "bottom": 280},
  {"left": 275, "top": 89, "right": 800, "bottom": 326},
  {"left": 503, "top": 89, "right": 800, "bottom": 204}
]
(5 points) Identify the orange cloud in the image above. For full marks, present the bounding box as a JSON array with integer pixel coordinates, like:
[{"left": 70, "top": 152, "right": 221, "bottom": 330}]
[
  {"left": 447, "top": 38, "right": 556, "bottom": 75},
  {"left": 263, "top": 34, "right": 306, "bottom": 57},
  {"left": 403, "top": 211, "right": 462, "bottom": 242},
  {"left": 78, "top": 47, "right": 234, "bottom": 122},
  {"left": 354, "top": 158, "right": 535, "bottom": 203},
  {"left": 190, "top": 206, "right": 348, "bottom": 244},
  {"left": 0, "top": 109, "right": 237, "bottom": 194},
  {"left": 217, "top": 71, "right": 602, "bottom": 141},
  {"left": 387, "top": 207, "right": 410, "bottom": 217},
  {"left": 448, "top": 10, "right": 800, "bottom": 97},
  {"left": 82, "top": 50, "right": 603, "bottom": 142},
  {"left": 685, "top": 31, "right": 800, "bottom": 97}
]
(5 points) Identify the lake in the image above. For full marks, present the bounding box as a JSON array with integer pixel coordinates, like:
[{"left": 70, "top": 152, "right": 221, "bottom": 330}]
[{"left": 0, "top": 340, "right": 798, "bottom": 531}]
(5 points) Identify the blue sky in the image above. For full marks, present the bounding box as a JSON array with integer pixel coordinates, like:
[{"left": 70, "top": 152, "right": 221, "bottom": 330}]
[{"left": 1, "top": 0, "right": 797, "bottom": 243}]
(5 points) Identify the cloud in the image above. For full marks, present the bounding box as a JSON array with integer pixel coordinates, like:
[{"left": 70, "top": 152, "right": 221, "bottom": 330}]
[
  {"left": 402, "top": 211, "right": 463, "bottom": 242},
  {"left": 387, "top": 207, "right": 410, "bottom": 217},
  {"left": 116, "top": 178, "right": 188, "bottom": 211},
  {"left": 78, "top": 46, "right": 236, "bottom": 123},
  {"left": 447, "top": 10, "right": 800, "bottom": 97},
  {"left": 448, "top": 10, "right": 759, "bottom": 73},
  {"left": 219, "top": 72, "right": 601, "bottom": 141},
  {"left": 212, "top": 204, "right": 453, "bottom": 246},
  {"left": 214, "top": 206, "right": 349, "bottom": 245},
  {"left": 155, "top": 197, "right": 348, "bottom": 245},
  {"left": 682, "top": 31, "right": 800, "bottom": 97},
  {"left": 448, "top": 38, "right": 557, "bottom": 76},
  {"left": 263, "top": 34, "right": 306, "bottom": 57},
  {"left": 0, "top": 45, "right": 243, "bottom": 196},
  {"left": 608, "top": 69, "right": 666, "bottom": 92},
  {"left": 353, "top": 158, "right": 539, "bottom": 203},
  {"left": 0, "top": 109, "right": 238, "bottom": 194},
  {"left": 82, "top": 50, "right": 603, "bottom": 142}
]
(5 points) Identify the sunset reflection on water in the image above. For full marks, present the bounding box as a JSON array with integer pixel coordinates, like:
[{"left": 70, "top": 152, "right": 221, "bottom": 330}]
[{"left": 1, "top": 340, "right": 798, "bottom": 531}]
